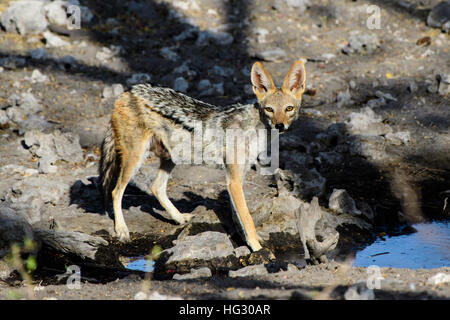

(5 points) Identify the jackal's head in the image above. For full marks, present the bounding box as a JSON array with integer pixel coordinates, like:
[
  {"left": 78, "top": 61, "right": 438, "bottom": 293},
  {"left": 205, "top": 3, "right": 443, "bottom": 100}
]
[{"left": 251, "top": 60, "right": 306, "bottom": 132}]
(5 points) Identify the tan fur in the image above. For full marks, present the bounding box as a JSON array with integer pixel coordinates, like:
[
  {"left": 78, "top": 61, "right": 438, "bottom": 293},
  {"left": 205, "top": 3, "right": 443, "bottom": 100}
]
[
  {"left": 98, "top": 60, "right": 306, "bottom": 251},
  {"left": 251, "top": 60, "right": 306, "bottom": 131}
]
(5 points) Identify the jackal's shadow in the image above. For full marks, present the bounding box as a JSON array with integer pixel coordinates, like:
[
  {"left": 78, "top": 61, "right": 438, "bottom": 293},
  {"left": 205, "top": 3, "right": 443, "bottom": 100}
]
[{"left": 69, "top": 176, "right": 232, "bottom": 226}]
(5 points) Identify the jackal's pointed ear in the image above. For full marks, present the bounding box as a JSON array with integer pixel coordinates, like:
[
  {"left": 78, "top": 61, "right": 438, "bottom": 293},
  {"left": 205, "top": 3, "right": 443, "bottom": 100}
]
[
  {"left": 282, "top": 60, "right": 306, "bottom": 99},
  {"left": 251, "top": 62, "right": 276, "bottom": 101}
]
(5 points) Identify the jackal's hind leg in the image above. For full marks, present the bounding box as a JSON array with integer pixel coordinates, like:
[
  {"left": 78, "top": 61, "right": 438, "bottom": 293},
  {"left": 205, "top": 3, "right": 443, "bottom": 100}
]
[
  {"left": 151, "top": 158, "right": 193, "bottom": 224},
  {"left": 112, "top": 133, "right": 151, "bottom": 242}
]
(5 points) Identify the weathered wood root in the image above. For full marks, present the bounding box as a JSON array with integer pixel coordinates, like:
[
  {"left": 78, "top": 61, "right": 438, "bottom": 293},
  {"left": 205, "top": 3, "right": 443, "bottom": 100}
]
[
  {"left": 295, "top": 197, "right": 339, "bottom": 264},
  {"left": 35, "top": 229, "right": 119, "bottom": 266}
]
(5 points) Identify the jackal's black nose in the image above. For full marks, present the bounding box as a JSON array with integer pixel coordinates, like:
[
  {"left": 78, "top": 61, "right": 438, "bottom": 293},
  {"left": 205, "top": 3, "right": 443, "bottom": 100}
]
[{"left": 275, "top": 123, "right": 285, "bottom": 132}]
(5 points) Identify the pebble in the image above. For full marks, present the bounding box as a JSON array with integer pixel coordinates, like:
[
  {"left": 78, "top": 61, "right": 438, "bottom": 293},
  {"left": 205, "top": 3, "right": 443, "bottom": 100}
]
[
  {"left": 427, "top": 272, "right": 450, "bottom": 285},
  {"left": 29, "top": 48, "right": 49, "bottom": 60},
  {"left": 43, "top": 31, "right": 70, "bottom": 48},
  {"left": 328, "top": 189, "right": 361, "bottom": 216},
  {"left": 173, "top": 77, "right": 189, "bottom": 93},
  {"left": 159, "top": 47, "right": 179, "bottom": 62},
  {"left": 229, "top": 264, "right": 268, "bottom": 278},
  {"left": 102, "top": 84, "right": 124, "bottom": 99},
  {"left": 25, "top": 69, "right": 49, "bottom": 83},
  {"left": 254, "top": 48, "right": 287, "bottom": 61},
  {"left": 0, "top": 0, "right": 48, "bottom": 35},
  {"left": 126, "top": 73, "right": 151, "bottom": 86},
  {"left": 44, "top": 1, "right": 69, "bottom": 26},
  {"left": 173, "top": 267, "right": 212, "bottom": 280},
  {"left": 342, "top": 34, "right": 380, "bottom": 55}
]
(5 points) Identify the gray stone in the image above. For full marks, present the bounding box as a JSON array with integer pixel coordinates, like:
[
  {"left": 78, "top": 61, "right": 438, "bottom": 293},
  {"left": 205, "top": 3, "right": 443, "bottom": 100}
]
[
  {"left": 342, "top": 34, "right": 380, "bottom": 55},
  {"left": 336, "top": 89, "right": 353, "bottom": 108},
  {"left": 274, "top": 0, "right": 310, "bottom": 13},
  {"left": 5, "top": 92, "right": 43, "bottom": 123},
  {"left": 234, "top": 246, "right": 251, "bottom": 258},
  {"left": 173, "top": 26, "right": 198, "bottom": 41},
  {"left": 17, "top": 115, "right": 52, "bottom": 134},
  {"left": 29, "top": 48, "right": 49, "bottom": 60},
  {"left": 198, "top": 81, "right": 224, "bottom": 97},
  {"left": 229, "top": 264, "right": 268, "bottom": 278},
  {"left": 24, "top": 69, "right": 49, "bottom": 83},
  {"left": 444, "top": 20, "right": 450, "bottom": 32},
  {"left": 249, "top": 186, "right": 302, "bottom": 241},
  {"left": 23, "top": 130, "right": 83, "bottom": 163},
  {"left": 385, "top": 131, "right": 411, "bottom": 145},
  {"left": 173, "top": 77, "right": 189, "bottom": 93},
  {"left": 159, "top": 47, "right": 179, "bottom": 62},
  {"left": 164, "top": 232, "right": 234, "bottom": 263},
  {"left": 328, "top": 189, "right": 361, "bottom": 216},
  {"left": 19, "top": 92, "right": 43, "bottom": 114},
  {"left": 173, "top": 61, "right": 197, "bottom": 77},
  {"left": 347, "top": 107, "right": 393, "bottom": 136},
  {"left": 427, "top": 272, "right": 450, "bottom": 285},
  {"left": 126, "top": 73, "right": 151, "bottom": 86},
  {"left": 0, "top": 56, "right": 26, "bottom": 69},
  {"left": 38, "top": 158, "right": 58, "bottom": 174},
  {"left": 375, "top": 91, "right": 397, "bottom": 101},
  {"left": 43, "top": 31, "right": 70, "bottom": 48},
  {"left": 197, "top": 79, "right": 211, "bottom": 92},
  {"left": 196, "top": 29, "right": 234, "bottom": 46},
  {"left": 437, "top": 74, "right": 450, "bottom": 96},
  {"left": 79, "top": 6, "right": 94, "bottom": 24},
  {"left": 0, "top": 110, "right": 9, "bottom": 126},
  {"left": 211, "top": 65, "right": 234, "bottom": 77},
  {"left": 276, "top": 168, "right": 326, "bottom": 199},
  {"left": 359, "top": 202, "right": 375, "bottom": 221},
  {"left": 173, "top": 267, "right": 212, "bottom": 280},
  {"left": 44, "top": 0, "right": 68, "bottom": 26},
  {"left": 407, "top": 80, "right": 418, "bottom": 93},
  {"left": 5, "top": 107, "right": 25, "bottom": 123},
  {"left": 366, "top": 97, "right": 387, "bottom": 108},
  {"left": 317, "top": 151, "right": 343, "bottom": 166},
  {"left": 254, "top": 48, "right": 287, "bottom": 62},
  {"left": 0, "top": 1, "right": 48, "bottom": 35},
  {"left": 8, "top": 177, "right": 69, "bottom": 206},
  {"left": 102, "top": 84, "right": 124, "bottom": 99},
  {"left": 96, "top": 45, "right": 122, "bottom": 61},
  {"left": 427, "top": 1, "right": 450, "bottom": 29}
]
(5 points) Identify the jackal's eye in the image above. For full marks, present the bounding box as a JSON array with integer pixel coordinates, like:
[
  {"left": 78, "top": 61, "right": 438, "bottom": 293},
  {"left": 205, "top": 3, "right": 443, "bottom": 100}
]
[
  {"left": 264, "top": 106, "right": 274, "bottom": 113},
  {"left": 285, "top": 106, "right": 294, "bottom": 112}
]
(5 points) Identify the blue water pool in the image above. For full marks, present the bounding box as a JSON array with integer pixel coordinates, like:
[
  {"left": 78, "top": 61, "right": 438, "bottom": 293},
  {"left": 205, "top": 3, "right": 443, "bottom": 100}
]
[{"left": 353, "top": 221, "right": 450, "bottom": 269}]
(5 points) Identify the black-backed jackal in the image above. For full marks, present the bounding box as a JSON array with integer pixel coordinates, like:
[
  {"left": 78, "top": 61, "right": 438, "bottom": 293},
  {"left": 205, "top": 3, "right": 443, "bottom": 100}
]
[{"left": 98, "top": 60, "right": 306, "bottom": 251}]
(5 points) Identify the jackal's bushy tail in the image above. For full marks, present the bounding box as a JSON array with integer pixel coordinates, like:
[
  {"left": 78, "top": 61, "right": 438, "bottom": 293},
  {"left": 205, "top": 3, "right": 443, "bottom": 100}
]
[{"left": 98, "top": 126, "right": 119, "bottom": 206}]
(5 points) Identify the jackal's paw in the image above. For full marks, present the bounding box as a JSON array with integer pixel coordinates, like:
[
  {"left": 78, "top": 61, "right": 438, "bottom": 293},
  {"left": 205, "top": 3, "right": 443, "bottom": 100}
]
[
  {"left": 115, "top": 225, "right": 130, "bottom": 242},
  {"left": 174, "top": 213, "right": 194, "bottom": 225},
  {"left": 248, "top": 238, "right": 263, "bottom": 252}
]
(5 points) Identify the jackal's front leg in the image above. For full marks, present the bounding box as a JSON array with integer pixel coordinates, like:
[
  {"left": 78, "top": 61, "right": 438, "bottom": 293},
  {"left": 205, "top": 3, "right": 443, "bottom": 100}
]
[{"left": 226, "top": 163, "right": 262, "bottom": 252}]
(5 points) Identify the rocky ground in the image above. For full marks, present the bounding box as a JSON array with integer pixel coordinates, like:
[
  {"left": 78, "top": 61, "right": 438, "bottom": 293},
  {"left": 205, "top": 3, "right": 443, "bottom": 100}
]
[{"left": 0, "top": 0, "right": 449, "bottom": 300}]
